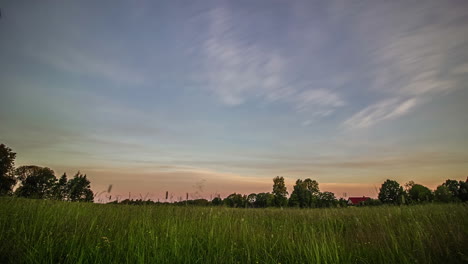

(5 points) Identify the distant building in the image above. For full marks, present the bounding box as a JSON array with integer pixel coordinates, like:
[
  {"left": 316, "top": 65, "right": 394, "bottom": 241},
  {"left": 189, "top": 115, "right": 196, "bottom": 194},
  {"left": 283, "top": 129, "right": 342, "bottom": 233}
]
[{"left": 347, "top": 196, "right": 371, "bottom": 205}]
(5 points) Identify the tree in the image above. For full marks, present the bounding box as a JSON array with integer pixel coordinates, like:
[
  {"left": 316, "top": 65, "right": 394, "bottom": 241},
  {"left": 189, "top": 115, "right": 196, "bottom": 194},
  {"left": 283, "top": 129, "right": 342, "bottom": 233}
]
[
  {"left": 378, "top": 179, "right": 404, "bottom": 204},
  {"left": 288, "top": 191, "right": 300, "bottom": 207},
  {"left": 254, "top": 192, "right": 274, "bottom": 208},
  {"left": 338, "top": 198, "right": 349, "bottom": 207},
  {"left": 52, "top": 173, "right": 69, "bottom": 200},
  {"left": 458, "top": 179, "right": 468, "bottom": 202},
  {"left": 434, "top": 185, "right": 452, "bottom": 203},
  {"left": 15, "top": 166, "right": 56, "bottom": 198},
  {"left": 408, "top": 184, "right": 433, "bottom": 203},
  {"left": 289, "top": 179, "right": 304, "bottom": 207},
  {"left": 317, "top": 191, "right": 337, "bottom": 208},
  {"left": 67, "top": 172, "right": 93, "bottom": 202},
  {"left": 442, "top": 180, "right": 460, "bottom": 198},
  {"left": 0, "top": 144, "right": 17, "bottom": 195},
  {"left": 303, "top": 179, "right": 320, "bottom": 194},
  {"left": 211, "top": 196, "right": 222, "bottom": 206},
  {"left": 223, "top": 193, "right": 246, "bottom": 208},
  {"left": 272, "top": 176, "right": 288, "bottom": 207},
  {"left": 289, "top": 178, "right": 320, "bottom": 208},
  {"left": 362, "top": 198, "right": 383, "bottom": 206}
]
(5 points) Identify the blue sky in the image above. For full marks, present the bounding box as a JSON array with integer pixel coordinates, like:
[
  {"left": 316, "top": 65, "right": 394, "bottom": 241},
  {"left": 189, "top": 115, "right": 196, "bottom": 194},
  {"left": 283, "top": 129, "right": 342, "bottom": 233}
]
[{"left": 1, "top": 0, "right": 467, "bottom": 200}]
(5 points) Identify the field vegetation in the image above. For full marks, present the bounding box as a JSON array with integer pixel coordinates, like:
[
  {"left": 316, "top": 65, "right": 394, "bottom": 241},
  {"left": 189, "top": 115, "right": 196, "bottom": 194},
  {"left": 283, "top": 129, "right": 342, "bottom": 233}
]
[{"left": 1, "top": 198, "right": 467, "bottom": 263}]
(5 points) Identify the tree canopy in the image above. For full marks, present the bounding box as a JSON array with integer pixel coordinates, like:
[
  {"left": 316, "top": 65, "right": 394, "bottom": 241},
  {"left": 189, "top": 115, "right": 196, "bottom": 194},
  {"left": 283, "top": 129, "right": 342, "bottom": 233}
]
[
  {"left": 378, "top": 179, "right": 405, "bottom": 204},
  {"left": 67, "top": 172, "right": 94, "bottom": 202},
  {"left": 0, "top": 144, "right": 17, "bottom": 195},
  {"left": 289, "top": 178, "right": 320, "bottom": 208},
  {"left": 15, "top": 165, "right": 56, "bottom": 199},
  {"left": 272, "top": 176, "right": 288, "bottom": 207},
  {"left": 408, "top": 184, "right": 433, "bottom": 203}
]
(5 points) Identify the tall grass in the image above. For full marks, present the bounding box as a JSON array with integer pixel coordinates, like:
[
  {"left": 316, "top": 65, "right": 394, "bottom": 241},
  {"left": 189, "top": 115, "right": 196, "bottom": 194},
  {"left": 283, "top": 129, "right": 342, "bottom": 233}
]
[{"left": 0, "top": 198, "right": 467, "bottom": 263}]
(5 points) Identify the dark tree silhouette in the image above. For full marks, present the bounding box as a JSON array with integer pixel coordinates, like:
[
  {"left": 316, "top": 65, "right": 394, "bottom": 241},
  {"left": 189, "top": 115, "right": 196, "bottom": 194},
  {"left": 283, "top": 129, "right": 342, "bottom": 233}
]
[
  {"left": 442, "top": 179, "right": 460, "bottom": 198},
  {"left": 0, "top": 144, "right": 16, "bottom": 195},
  {"left": 223, "top": 193, "right": 246, "bottom": 208},
  {"left": 211, "top": 196, "right": 222, "bottom": 206},
  {"left": 254, "top": 192, "right": 274, "bottom": 208},
  {"left": 67, "top": 172, "right": 93, "bottom": 202},
  {"left": 289, "top": 178, "right": 320, "bottom": 208},
  {"left": 434, "top": 185, "right": 452, "bottom": 203},
  {"left": 318, "top": 191, "right": 337, "bottom": 208},
  {"left": 52, "top": 173, "right": 69, "bottom": 200},
  {"left": 408, "top": 184, "right": 433, "bottom": 203},
  {"left": 272, "top": 176, "right": 288, "bottom": 207},
  {"left": 458, "top": 179, "right": 468, "bottom": 202},
  {"left": 378, "top": 179, "right": 405, "bottom": 204},
  {"left": 15, "top": 166, "right": 56, "bottom": 199}
]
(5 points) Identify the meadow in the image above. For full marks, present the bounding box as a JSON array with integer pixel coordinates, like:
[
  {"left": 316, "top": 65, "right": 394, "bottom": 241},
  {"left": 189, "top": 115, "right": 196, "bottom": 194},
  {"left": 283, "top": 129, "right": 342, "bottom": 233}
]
[{"left": 0, "top": 198, "right": 467, "bottom": 264}]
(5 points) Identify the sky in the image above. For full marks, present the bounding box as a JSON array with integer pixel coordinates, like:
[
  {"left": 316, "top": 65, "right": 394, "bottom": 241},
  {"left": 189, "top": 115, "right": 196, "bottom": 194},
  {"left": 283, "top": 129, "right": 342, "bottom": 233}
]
[{"left": 1, "top": 0, "right": 468, "bottom": 201}]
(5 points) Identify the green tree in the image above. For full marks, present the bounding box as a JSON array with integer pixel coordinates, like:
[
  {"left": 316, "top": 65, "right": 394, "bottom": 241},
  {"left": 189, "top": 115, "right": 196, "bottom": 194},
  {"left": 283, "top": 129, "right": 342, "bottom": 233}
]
[
  {"left": 303, "top": 178, "right": 320, "bottom": 194},
  {"left": 408, "top": 184, "right": 433, "bottom": 203},
  {"left": 337, "top": 198, "right": 349, "bottom": 207},
  {"left": 289, "top": 178, "right": 320, "bottom": 208},
  {"left": 458, "top": 179, "right": 468, "bottom": 202},
  {"left": 434, "top": 185, "right": 452, "bottom": 203},
  {"left": 254, "top": 192, "right": 274, "bottom": 208},
  {"left": 223, "top": 193, "right": 246, "bottom": 208},
  {"left": 442, "top": 179, "right": 460, "bottom": 198},
  {"left": 288, "top": 192, "right": 300, "bottom": 207},
  {"left": 211, "top": 196, "right": 222, "bottom": 206},
  {"left": 272, "top": 176, "right": 288, "bottom": 207},
  {"left": 363, "top": 198, "right": 383, "bottom": 206},
  {"left": 378, "top": 179, "right": 404, "bottom": 204},
  {"left": 67, "top": 172, "right": 93, "bottom": 202},
  {"left": 15, "top": 165, "right": 57, "bottom": 198},
  {"left": 317, "top": 191, "right": 337, "bottom": 208},
  {"left": 0, "top": 144, "right": 17, "bottom": 195},
  {"left": 52, "top": 173, "right": 69, "bottom": 200},
  {"left": 289, "top": 179, "right": 304, "bottom": 207}
]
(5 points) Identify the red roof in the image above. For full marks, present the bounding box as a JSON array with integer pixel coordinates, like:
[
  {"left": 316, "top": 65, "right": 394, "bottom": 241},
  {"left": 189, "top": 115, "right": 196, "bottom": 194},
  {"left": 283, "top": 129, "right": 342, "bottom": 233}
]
[{"left": 348, "top": 197, "right": 371, "bottom": 205}]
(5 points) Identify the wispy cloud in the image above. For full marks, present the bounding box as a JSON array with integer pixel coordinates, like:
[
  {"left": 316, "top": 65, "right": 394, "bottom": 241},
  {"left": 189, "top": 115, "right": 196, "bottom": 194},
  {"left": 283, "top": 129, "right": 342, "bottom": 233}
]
[
  {"left": 200, "top": 6, "right": 345, "bottom": 118},
  {"left": 201, "top": 7, "right": 285, "bottom": 105},
  {"left": 295, "top": 89, "right": 345, "bottom": 113},
  {"left": 344, "top": 98, "right": 419, "bottom": 129},
  {"left": 342, "top": 1, "right": 468, "bottom": 128}
]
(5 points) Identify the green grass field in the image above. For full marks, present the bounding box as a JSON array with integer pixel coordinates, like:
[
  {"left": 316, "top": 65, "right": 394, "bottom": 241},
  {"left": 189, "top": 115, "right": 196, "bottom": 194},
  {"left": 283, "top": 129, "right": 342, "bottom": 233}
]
[{"left": 0, "top": 198, "right": 467, "bottom": 263}]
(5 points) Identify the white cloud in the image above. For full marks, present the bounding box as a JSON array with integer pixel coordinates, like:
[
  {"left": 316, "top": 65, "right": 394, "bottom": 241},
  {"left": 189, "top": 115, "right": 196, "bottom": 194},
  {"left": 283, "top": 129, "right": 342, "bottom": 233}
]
[
  {"left": 342, "top": 1, "right": 468, "bottom": 128},
  {"left": 295, "top": 89, "right": 344, "bottom": 112},
  {"left": 200, "top": 6, "right": 345, "bottom": 118},
  {"left": 344, "top": 98, "right": 418, "bottom": 129},
  {"left": 201, "top": 7, "right": 286, "bottom": 106}
]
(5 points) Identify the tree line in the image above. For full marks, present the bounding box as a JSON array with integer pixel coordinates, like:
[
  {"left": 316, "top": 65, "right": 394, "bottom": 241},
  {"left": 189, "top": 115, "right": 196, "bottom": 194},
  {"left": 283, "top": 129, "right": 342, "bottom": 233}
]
[
  {"left": 212, "top": 176, "right": 467, "bottom": 208},
  {"left": 111, "top": 176, "right": 468, "bottom": 208},
  {"left": 0, "top": 144, "right": 93, "bottom": 202},
  {"left": 1, "top": 143, "right": 467, "bottom": 207}
]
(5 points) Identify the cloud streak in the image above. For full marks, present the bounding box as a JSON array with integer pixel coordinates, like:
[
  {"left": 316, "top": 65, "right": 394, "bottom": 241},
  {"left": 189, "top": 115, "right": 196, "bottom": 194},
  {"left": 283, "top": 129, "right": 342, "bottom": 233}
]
[
  {"left": 200, "top": 6, "right": 345, "bottom": 118},
  {"left": 344, "top": 98, "right": 419, "bottom": 129},
  {"left": 343, "top": 0, "right": 468, "bottom": 128}
]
